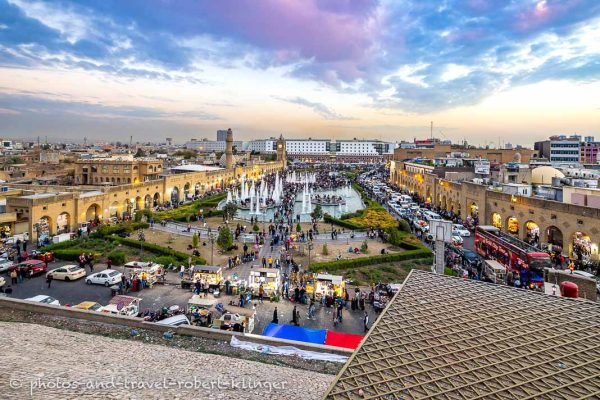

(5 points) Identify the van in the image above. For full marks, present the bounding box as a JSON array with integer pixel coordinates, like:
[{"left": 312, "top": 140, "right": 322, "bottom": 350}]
[{"left": 155, "top": 314, "right": 191, "bottom": 326}]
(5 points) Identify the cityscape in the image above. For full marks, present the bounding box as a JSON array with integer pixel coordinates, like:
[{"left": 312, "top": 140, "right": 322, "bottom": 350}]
[{"left": 0, "top": 1, "right": 599, "bottom": 399}]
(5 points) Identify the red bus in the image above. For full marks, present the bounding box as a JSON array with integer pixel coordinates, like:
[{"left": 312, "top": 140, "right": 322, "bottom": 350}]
[{"left": 474, "top": 225, "right": 552, "bottom": 286}]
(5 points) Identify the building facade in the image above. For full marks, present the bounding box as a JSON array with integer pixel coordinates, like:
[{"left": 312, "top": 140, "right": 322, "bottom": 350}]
[
  {"left": 390, "top": 160, "right": 600, "bottom": 259},
  {"left": 394, "top": 144, "right": 535, "bottom": 164},
  {"left": 74, "top": 156, "right": 163, "bottom": 185}
]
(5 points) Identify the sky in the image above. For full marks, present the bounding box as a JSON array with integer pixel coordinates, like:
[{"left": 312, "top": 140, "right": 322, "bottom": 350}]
[{"left": 0, "top": 0, "right": 599, "bottom": 146}]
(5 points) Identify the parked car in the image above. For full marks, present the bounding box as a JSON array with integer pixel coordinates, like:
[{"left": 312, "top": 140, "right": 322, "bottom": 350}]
[
  {"left": 24, "top": 295, "right": 60, "bottom": 306},
  {"left": 452, "top": 224, "right": 471, "bottom": 237},
  {"left": 86, "top": 269, "right": 122, "bottom": 286},
  {"left": 46, "top": 265, "right": 87, "bottom": 281},
  {"left": 0, "top": 258, "right": 13, "bottom": 273},
  {"left": 155, "top": 314, "right": 191, "bottom": 326},
  {"left": 12, "top": 259, "right": 48, "bottom": 277},
  {"left": 74, "top": 301, "right": 103, "bottom": 311}
]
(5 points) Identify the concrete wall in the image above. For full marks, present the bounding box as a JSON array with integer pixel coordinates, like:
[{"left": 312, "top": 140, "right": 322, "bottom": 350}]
[
  {"left": 543, "top": 268, "right": 597, "bottom": 301},
  {"left": 0, "top": 296, "right": 352, "bottom": 355}
]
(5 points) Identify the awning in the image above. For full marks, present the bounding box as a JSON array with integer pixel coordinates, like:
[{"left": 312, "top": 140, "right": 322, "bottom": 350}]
[
  {"left": 262, "top": 323, "right": 326, "bottom": 345},
  {"left": 324, "top": 331, "right": 364, "bottom": 349}
]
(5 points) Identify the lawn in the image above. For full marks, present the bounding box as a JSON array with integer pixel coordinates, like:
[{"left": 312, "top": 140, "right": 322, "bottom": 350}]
[{"left": 338, "top": 259, "right": 432, "bottom": 286}]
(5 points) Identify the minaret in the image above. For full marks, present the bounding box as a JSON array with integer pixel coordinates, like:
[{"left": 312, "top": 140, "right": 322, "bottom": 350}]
[
  {"left": 276, "top": 134, "right": 286, "bottom": 164},
  {"left": 225, "top": 128, "right": 233, "bottom": 170}
]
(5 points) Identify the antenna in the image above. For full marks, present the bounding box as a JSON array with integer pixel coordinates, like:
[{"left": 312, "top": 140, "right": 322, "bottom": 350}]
[{"left": 430, "top": 121, "right": 433, "bottom": 140}]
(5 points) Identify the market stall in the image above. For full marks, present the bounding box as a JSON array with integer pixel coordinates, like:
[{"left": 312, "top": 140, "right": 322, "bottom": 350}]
[
  {"left": 213, "top": 305, "right": 255, "bottom": 333},
  {"left": 186, "top": 295, "right": 216, "bottom": 327},
  {"left": 248, "top": 268, "right": 281, "bottom": 297},
  {"left": 314, "top": 273, "right": 345, "bottom": 300},
  {"left": 123, "top": 261, "right": 164, "bottom": 286},
  {"left": 182, "top": 265, "right": 223, "bottom": 291},
  {"left": 483, "top": 259, "right": 507, "bottom": 284}
]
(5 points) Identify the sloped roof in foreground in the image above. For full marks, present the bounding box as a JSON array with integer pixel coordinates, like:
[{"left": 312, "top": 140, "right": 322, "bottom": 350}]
[{"left": 325, "top": 270, "right": 600, "bottom": 400}]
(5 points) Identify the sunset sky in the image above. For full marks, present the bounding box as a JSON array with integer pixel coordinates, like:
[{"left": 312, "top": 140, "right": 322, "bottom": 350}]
[{"left": 0, "top": 0, "right": 599, "bottom": 145}]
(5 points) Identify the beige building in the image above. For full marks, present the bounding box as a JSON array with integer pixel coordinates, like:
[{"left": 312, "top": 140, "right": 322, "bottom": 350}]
[
  {"left": 390, "top": 160, "right": 600, "bottom": 259},
  {"left": 394, "top": 144, "right": 536, "bottom": 164},
  {"left": 74, "top": 156, "right": 163, "bottom": 185}
]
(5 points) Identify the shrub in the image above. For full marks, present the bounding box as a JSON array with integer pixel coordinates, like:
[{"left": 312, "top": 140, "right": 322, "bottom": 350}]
[
  {"left": 107, "top": 250, "right": 126, "bottom": 265},
  {"left": 53, "top": 248, "right": 91, "bottom": 261},
  {"left": 361, "top": 240, "right": 369, "bottom": 253},
  {"left": 152, "top": 255, "right": 179, "bottom": 267},
  {"left": 252, "top": 223, "right": 260, "bottom": 232},
  {"left": 192, "top": 233, "right": 199, "bottom": 248},
  {"left": 111, "top": 237, "right": 206, "bottom": 264},
  {"left": 309, "top": 249, "right": 433, "bottom": 273},
  {"left": 296, "top": 223, "right": 302, "bottom": 233},
  {"left": 217, "top": 226, "right": 233, "bottom": 252},
  {"left": 322, "top": 243, "right": 329, "bottom": 256}
]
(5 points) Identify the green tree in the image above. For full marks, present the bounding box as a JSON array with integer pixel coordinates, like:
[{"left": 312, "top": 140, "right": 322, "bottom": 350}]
[
  {"left": 296, "top": 223, "right": 302, "bottom": 233},
  {"left": 252, "top": 223, "right": 260, "bottom": 232},
  {"left": 224, "top": 203, "right": 238, "bottom": 221},
  {"left": 310, "top": 204, "right": 323, "bottom": 221},
  {"left": 387, "top": 228, "right": 404, "bottom": 246},
  {"left": 134, "top": 148, "right": 146, "bottom": 158},
  {"left": 192, "top": 232, "right": 199, "bottom": 249},
  {"left": 217, "top": 226, "right": 233, "bottom": 251},
  {"left": 360, "top": 240, "right": 369, "bottom": 254}
]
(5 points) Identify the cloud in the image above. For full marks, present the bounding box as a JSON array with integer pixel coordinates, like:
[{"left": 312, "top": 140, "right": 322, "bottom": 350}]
[
  {"left": 273, "top": 96, "right": 356, "bottom": 120},
  {"left": 0, "top": 0, "right": 599, "bottom": 117}
]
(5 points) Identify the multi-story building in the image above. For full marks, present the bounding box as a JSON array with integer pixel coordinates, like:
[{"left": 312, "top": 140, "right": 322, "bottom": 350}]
[
  {"left": 580, "top": 136, "right": 600, "bottom": 164},
  {"left": 394, "top": 144, "right": 535, "bottom": 164},
  {"left": 216, "top": 130, "right": 228, "bottom": 142},
  {"left": 185, "top": 139, "right": 243, "bottom": 153},
  {"left": 245, "top": 139, "right": 276, "bottom": 153},
  {"left": 534, "top": 135, "right": 581, "bottom": 163},
  {"left": 74, "top": 155, "right": 164, "bottom": 185}
]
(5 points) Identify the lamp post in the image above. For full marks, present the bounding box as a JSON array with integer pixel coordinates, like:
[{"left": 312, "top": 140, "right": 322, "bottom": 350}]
[
  {"left": 209, "top": 233, "right": 215, "bottom": 265},
  {"left": 308, "top": 241, "right": 314, "bottom": 269}
]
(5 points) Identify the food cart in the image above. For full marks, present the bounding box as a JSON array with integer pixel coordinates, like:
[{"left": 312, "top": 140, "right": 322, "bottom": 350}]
[
  {"left": 483, "top": 259, "right": 507, "bottom": 284},
  {"left": 123, "top": 261, "right": 164, "bottom": 286},
  {"left": 314, "top": 273, "right": 345, "bottom": 300},
  {"left": 212, "top": 305, "right": 255, "bottom": 333},
  {"left": 248, "top": 268, "right": 281, "bottom": 297},
  {"left": 186, "top": 295, "right": 216, "bottom": 327},
  {"left": 100, "top": 295, "right": 141, "bottom": 316},
  {"left": 182, "top": 265, "right": 223, "bottom": 292}
]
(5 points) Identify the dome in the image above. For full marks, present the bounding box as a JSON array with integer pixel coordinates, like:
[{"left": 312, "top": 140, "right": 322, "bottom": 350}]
[{"left": 531, "top": 166, "right": 565, "bottom": 185}]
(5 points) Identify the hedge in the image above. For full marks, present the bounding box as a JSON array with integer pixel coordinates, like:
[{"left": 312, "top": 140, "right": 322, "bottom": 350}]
[
  {"left": 53, "top": 248, "right": 102, "bottom": 261},
  {"left": 110, "top": 237, "right": 206, "bottom": 265},
  {"left": 309, "top": 248, "right": 433, "bottom": 273},
  {"left": 90, "top": 222, "right": 149, "bottom": 239}
]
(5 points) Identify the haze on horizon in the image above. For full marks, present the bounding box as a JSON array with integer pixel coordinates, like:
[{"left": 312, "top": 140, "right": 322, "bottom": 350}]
[{"left": 0, "top": 0, "right": 598, "bottom": 146}]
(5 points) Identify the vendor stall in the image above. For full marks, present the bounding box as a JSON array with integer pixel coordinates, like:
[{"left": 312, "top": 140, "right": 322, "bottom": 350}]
[
  {"left": 212, "top": 305, "right": 255, "bottom": 333},
  {"left": 248, "top": 268, "right": 281, "bottom": 297},
  {"left": 100, "top": 295, "right": 141, "bottom": 316},
  {"left": 186, "top": 295, "right": 216, "bottom": 327},
  {"left": 123, "top": 261, "right": 164, "bottom": 286},
  {"left": 483, "top": 259, "right": 507, "bottom": 284},
  {"left": 182, "top": 265, "right": 223, "bottom": 291},
  {"left": 314, "top": 273, "right": 345, "bottom": 300}
]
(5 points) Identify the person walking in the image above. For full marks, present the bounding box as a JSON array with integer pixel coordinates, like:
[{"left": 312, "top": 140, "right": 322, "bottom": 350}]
[
  {"left": 10, "top": 268, "right": 17, "bottom": 285},
  {"left": 272, "top": 306, "right": 279, "bottom": 324},
  {"left": 46, "top": 273, "right": 53, "bottom": 289},
  {"left": 291, "top": 305, "right": 298, "bottom": 326},
  {"left": 363, "top": 311, "right": 369, "bottom": 332}
]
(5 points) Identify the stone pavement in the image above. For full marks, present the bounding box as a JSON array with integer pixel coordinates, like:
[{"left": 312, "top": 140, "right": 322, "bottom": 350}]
[{"left": 1, "top": 322, "right": 333, "bottom": 400}]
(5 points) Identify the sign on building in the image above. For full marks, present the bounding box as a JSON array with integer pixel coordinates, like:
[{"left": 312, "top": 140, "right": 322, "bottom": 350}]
[{"left": 474, "top": 160, "right": 490, "bottom": 175}]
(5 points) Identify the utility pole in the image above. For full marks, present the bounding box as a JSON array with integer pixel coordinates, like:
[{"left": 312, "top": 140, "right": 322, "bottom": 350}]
[{"left": 430, "top": 121, "right": 433, "bottom": 140}]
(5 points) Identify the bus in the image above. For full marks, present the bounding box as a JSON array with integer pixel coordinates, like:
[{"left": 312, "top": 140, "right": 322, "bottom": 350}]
[{"left": 474, "top": 225, "right": 552, "bottom": 286}]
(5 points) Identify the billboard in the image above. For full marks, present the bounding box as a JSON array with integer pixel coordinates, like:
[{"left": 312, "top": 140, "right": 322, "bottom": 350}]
[
  {"left": 474, "top": 160, "right": 490, "bottom": 175},
  {"left": 428, "top": 219, "right": 453, "bottom": 243}
]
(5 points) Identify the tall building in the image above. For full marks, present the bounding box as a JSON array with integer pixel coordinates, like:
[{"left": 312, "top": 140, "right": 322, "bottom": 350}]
[
  {"left": 276, "top": 134, "right": 286, "bottom": 163},
  {"left": 217, "top": 130, "right": 228, "bottom": 142},
  {"left": 225, "top": 128, "right": 233, "bottom": 169},
  {"left": 534, "top": 135, "right": 581, "bottom": 163},
  {"left": 580, "top": 137, "right": 600, "bottom": 164}
]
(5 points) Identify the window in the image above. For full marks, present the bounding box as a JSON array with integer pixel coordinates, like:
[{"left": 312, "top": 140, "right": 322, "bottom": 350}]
[
  {"left": 101, "top": 165, "right": 108, "bottom": 173},
  {"left": 113, "top": 166, "right": 119, "bottom": 173}
]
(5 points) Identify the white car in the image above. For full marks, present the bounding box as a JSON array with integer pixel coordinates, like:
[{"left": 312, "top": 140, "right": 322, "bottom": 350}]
[
  {"left": 0, "top": 258, "right": 13, "bottom": 273},
  {"left": 453, "top": 224, "right": 471, "bottom": 237},
  {"left": 25, "top": 295, "right": 60, "bottom": 306},
  {"left": 86, "top": 269, "right": 122, "bottom": 287},
  {"left": 452, "top": 235, "right": 464, "bottom": 246},
  {"left": 46, "top": 265, "right": 87, "bottom": 281}
]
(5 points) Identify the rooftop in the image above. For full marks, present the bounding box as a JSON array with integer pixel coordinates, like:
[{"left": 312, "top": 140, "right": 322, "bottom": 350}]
[
  {"left": 326, "top": 270, "right": 600, "bottom": 400},
  {"left": 169, "top": 164, "right": 224, "bottom": 173}
]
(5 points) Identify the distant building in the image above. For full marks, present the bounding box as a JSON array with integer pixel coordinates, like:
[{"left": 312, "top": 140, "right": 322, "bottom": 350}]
[
  {"left": 216, "top": 130, "right": 228, "bottom": 142},
  {"left": 534, "top": 135, "right": 581, "bottom": 163},
  {"left": 74, "top": 155, "right": 163, "bottom": 185}
]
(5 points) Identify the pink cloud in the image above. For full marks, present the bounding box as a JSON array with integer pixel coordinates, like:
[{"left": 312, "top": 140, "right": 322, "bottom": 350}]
[
  {"left": 0, "top": 108, "right": 19, "bottom": 115},
  {"left": 515, "top": 0, "right": 582, "bottom": 31}
]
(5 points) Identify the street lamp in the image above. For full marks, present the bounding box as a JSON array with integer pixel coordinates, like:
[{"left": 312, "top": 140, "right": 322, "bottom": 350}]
[
  {"left": 307, "top": 241, "right": 314, "bottom": 269},
  {"left": 209, "top": 233, "right": 215, "bottom": 265}
]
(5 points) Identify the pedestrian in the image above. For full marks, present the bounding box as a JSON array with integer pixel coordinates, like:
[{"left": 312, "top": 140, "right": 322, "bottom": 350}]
[
  {"left": 268, "top": 256, "right": 273, "bottom": 268},
  {"left": 106, "top": 258, "right": 112, "bottom": 269},
  {"left": 363, "top": 311, "right": 369, "bottom": 332},
  {"left": 46, "top": 273, "right": 53, "bottom": 288},
  {"left": 10, "top": 268, "right": 17, "bottom": 284},
  {"left": 180, "top": 265, "right": 185, "bottom": 279},
  {"left": 291, "top": 305, "right": 298, "bottom": 326},
  {"left": 272, "top": 306, "right": 279, "bottom": 324},
  {"left": 262, "top": 257, "right": 267, "bottom": 268}
]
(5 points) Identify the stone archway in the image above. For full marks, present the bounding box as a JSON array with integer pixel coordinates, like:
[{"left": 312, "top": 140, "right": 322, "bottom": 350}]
[
  {"left": 86, "top": 203, "right": 101, "bottom": 221},
  {"left": 56, "top": 212, "right": 70, "bottom": 234},
  {"left": 144, "top": 194, "right": 152, "bottom": 209},
  {"left": 35, "top": 215, "right": 54, "bottom": 237},
  {"left": 135, "top": 196, "right": 144, "bottom": 211},
  {"left": 469, "top": 202, "right": 478, "bottom": 217},
  {"left": 523, "top": 220, "right": 540, "bottom": 244},
  {"left": 153, "top": 192, "right": 161, "bottom": 207},
  {"left": 491, "top": 212, "right": 502, "bottom": 229},
  {"left": 441, "top": 195, "right": 447, "bottom": 211},
  {"left": 171, "top": 187, "right": 180, "bottom": 204},
  {"left": 570, "top": 231, "right": 592, "bottom": 261},
  {"left": 124, "top": 199, "right": 133, "bottom": 216},
  {"left": 109, "top": 201, "right": 120, "bottom": 218},
  {"left": 184, "top": 182, "right": 191, "bottom": 200},
  {"left": 194, "top": 183, "right": 201, "bottom": 196},
  {"left": 545, "top": 226, "right": 563, "bottom": 249},
  {"left": 506, "top": 216, "right": 519, "bottom": 236}
]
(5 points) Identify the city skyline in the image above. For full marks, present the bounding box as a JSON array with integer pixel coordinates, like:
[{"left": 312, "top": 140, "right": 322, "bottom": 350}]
[{"left": 0, "top": 0, "right": 599, "bottom": 145}]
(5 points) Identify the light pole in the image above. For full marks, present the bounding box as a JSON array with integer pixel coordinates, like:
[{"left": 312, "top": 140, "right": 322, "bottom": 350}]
[
  {"left": 308, "top": 241, "right": 314, "bottom": 269},
  {"left": 209, "top": 233, "right": 215, "bottom": 265}
]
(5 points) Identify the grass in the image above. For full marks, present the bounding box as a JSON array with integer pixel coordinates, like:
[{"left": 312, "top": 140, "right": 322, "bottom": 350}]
[{"left": 343, "top": 259, "right": 432, "bottom": 286}]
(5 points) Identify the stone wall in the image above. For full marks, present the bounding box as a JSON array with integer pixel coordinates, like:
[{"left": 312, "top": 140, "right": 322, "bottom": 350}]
[{"left": 543, "top": 268, "right": 598, "bottom": 301}]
